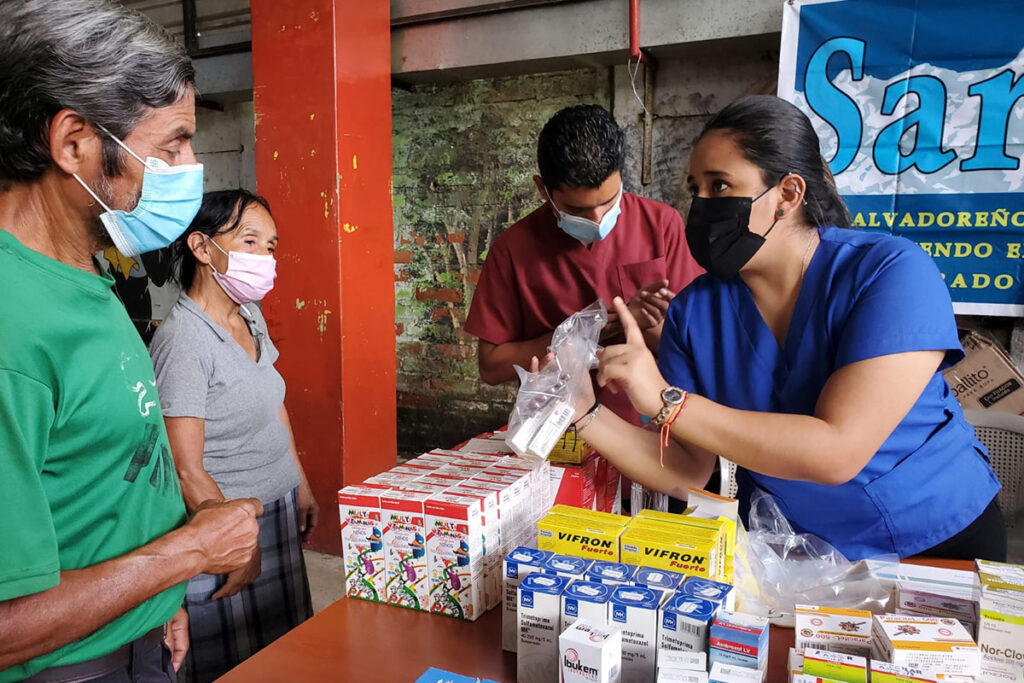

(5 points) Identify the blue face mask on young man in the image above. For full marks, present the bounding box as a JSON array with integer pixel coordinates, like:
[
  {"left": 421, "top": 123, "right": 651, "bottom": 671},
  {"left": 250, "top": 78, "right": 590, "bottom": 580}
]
[
  {"left": 546, "top": 185, "right": 623, "bottom": 244},
  {"left": 72, "top": 126, "right": 204, "bottom": 258}
]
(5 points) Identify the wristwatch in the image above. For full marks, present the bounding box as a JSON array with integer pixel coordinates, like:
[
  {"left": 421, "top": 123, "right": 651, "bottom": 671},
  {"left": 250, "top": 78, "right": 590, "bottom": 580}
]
[{"left": 651, "top": 386, "right": 686, "bottom": 425}]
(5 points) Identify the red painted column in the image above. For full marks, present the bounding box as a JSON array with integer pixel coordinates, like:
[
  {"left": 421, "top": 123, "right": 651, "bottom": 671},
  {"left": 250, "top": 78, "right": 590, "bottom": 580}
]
[{"left": 250, "top": 0, "right": 395, "bottom": 553}]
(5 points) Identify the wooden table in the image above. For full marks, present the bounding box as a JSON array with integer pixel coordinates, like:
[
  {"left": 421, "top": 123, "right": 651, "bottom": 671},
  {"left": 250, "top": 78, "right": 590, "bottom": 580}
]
[{"left": 216, "top": 558, "right": 974, "bottom": 683}]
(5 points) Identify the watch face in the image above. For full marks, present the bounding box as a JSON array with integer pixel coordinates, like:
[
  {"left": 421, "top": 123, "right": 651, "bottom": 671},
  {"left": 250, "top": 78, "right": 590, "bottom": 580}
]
[{"left": 662, "top": 387, "right": 684, "bottom": 405}]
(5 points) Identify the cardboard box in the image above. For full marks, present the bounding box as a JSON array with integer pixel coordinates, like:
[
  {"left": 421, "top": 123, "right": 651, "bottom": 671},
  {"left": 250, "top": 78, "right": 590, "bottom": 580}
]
[
  {"left": 794, "top": 605, "right": 873, "bottom": 656},
  {"left": 549, "top": 504, "right": 630, "bottom": 528},
  {"left": 562, "top": 579, "right": 614, "bottom": 630},
  {"left": 800, "top": 649, "right": 867, "bottom": 683},
  {"left": 446, "top": 485, "right": 502, "bottom": 610},
  {"left": 869, "top": 660, "right": 941, "bottom": 683},
  {"left": 620, "top": 526, "right": 718, "bottom": 579},
  {"left": 548, "top": 428, "right": 593, "bottom": 465},
  {"left": 709, "top": 611, "right": 769, "bottom": 675},
  {"left": 634, "top": 567, "right": 688, "bottom": 594},
  {"left": 502, "top": 547, "right": 552, "bottom": 652},
  {"left": 537, "top": 513, "right": 624, "bottom": 561},
  {"left": 975, "top": 559, "right": 1024, "bottom": 682},
  {"left": 708, "top": 662, "right": 762, "bottom": 683},
  {"left": 789, "top": 648, "right": 804, "bottom": 682},
  {"left": 544, "top": 554, "right": 593, "bottom": 580},
  {"left": 380, "top": 490, "right": 433, "bottom": 611},
  {"left": 658, "top": 649, "right": 708, "bottom": 673},
  {"left": 657, "top": 671, "right": 709, "bottom": 683},
  {"left": 659, "top": 593, "right": 719, "bottom": 653},
  {"left": 424, "top": 492, "right": 486, "bottom": 621},
  {"left": 873, "top": 563, "right": 980, "bottom": 632},
  {"left": 680, "top": 577, "right": 735, "bottom": 613},
  {"left": 551, "top": 454, "right": 600, "bottom": 511},
  {"left": 587, "top": 560, "right": 638, "bottom": 586},
  {"left": 338, "top": 486, "right": 386, "bottom": 602},
  {"left": 560, "top": 619, "right": 623, "bottom": 683},
  {"left": 517, "top": 573, "right": 571, "bottom": 683},
  {"left": 871, "top": 614, "right": 980, "bottom": 678},
  {"left": 610, "top": 585, "right": 665, "bottom": 683},
  {"left": 633, "top": 510, "right": 730, "bottom": 580},
  {"left": 943, "top": 329, "right": 1024, "bottom": 414}
]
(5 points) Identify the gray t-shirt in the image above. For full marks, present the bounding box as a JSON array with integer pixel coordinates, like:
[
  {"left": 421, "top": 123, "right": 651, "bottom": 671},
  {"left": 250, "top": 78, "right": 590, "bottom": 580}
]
[{"left": 150, "top": 294, "right": 299, "bottom": 504}]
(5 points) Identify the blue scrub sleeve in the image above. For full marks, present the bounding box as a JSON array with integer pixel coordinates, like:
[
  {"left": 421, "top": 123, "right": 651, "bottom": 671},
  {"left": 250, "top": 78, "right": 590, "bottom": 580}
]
[
  {"left": 657, "top": 298, "right": 701, "bottom": 393},
  {"left": 835, "top": 240, "right": 963, "bottom": 370}
]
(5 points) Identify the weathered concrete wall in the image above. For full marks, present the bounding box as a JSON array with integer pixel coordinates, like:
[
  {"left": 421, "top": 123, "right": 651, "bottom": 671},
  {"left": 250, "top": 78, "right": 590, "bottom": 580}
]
[{"left": 392, "top": 67, "right": 612, "bottom": 454}]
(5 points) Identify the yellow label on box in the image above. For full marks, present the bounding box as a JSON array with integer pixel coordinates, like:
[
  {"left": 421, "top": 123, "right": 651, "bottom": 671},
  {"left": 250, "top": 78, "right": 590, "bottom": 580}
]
[
  {"left": 549, "top": 504, "right": 630, "bottom": 528},
  {"left": 536, "top": 513, "right": 623, "bottom": 561},
  {"left": 628, "top": 517, "right": 725, "bottom": 580},
  {"left": 546, "top": 430, "right": 593, "bottom": 464},
  {"left": 619, "top": 526, "right": 717, "bottom": 578}
]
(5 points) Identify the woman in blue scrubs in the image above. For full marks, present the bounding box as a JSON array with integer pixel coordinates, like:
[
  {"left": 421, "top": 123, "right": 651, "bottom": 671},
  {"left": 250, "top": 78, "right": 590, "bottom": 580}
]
[{"left": 568, "top": 95, "right": 1005, "bottom": 561}]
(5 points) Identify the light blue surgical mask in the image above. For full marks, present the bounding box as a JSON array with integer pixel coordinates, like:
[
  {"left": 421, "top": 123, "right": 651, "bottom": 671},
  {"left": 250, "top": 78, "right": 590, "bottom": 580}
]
[
  {"left": 72, "top": 126, "right": 204, "bottom": 257},
  {"left": 546, "top": 185, "right": 623, "bottom": 244}
]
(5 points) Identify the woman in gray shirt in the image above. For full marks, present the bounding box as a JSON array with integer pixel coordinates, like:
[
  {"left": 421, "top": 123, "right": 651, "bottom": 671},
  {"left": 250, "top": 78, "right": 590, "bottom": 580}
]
[{"left": 150, "top": 190, "right": 316, "bottom": 683}]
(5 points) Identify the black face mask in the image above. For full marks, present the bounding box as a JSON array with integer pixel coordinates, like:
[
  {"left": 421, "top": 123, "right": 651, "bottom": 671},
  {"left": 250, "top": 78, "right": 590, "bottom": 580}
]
[{"left": 685, "top": 187, "right": 777, "bottom": 280}]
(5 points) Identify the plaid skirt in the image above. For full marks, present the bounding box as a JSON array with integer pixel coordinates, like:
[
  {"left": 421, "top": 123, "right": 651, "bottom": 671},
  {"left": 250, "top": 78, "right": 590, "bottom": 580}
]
[{"left": 179, "top": 488, "right": 313, "bottom": 683}]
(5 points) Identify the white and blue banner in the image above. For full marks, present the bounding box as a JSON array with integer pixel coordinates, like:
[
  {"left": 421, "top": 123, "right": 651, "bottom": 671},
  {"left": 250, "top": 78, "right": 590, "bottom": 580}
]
[{"left": 779, "top": 0, "right": 1024, "bottom": 315}]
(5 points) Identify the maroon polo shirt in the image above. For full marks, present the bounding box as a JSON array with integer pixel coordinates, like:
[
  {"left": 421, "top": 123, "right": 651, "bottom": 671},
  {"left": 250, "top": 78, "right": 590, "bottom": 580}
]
[{"left": 465, "top": 192, "right": 703, "bottom": 424}]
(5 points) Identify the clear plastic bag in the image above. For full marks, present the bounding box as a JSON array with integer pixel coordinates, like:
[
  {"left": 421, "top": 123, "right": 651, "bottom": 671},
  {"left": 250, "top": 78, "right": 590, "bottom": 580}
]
[
  {"left": 733, "top": 489, "right": 897, "bottom": 624},
  {"left": 505, "top": 301, "right": 607, "bottom": 459},
  {"left": 629, "top": 480, "right": 669, "bottom": 515}
]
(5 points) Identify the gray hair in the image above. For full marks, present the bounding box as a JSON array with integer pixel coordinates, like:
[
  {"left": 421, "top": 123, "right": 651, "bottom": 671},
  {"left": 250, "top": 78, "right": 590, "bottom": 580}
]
[{"left": 0, "top": 0, "right": 195, "bottom": 189}]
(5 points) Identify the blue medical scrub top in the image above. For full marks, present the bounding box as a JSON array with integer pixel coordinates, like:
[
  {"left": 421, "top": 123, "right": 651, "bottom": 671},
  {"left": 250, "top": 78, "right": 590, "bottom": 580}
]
[{"left": 658, "top": 226, "right": 1000, "bottom": 560}]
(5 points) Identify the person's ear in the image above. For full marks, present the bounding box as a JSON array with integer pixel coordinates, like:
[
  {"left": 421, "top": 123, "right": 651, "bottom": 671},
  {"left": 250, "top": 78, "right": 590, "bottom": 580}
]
[
  {"left": 187, "top": 231, "right": 212, "bottom": 265},
  {"left": 49, "top": 110, "right": 101, "bottom": 177},
  {"left": 776, "top": 173, "right": 807, "bottom": 220},
  {"left": 533, "top": 174, "right": 550, "bottom": 202}
]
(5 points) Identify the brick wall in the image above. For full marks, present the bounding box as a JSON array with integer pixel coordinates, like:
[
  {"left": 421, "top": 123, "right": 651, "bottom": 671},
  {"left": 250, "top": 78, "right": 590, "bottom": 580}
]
[{"left": 392, "top": 68, "right": 612, "bottom": 454}]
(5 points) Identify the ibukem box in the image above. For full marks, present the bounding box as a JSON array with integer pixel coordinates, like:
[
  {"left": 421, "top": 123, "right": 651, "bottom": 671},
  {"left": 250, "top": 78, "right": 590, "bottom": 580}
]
[
  {"left": 610, "top": 585, "right": 665, "bottom": 683},
  {"left": 517, "top": 573, "right": 571, "bottom": 683},
  {"left": 559, "top": 619, "right": 623, "bottom": 683}
]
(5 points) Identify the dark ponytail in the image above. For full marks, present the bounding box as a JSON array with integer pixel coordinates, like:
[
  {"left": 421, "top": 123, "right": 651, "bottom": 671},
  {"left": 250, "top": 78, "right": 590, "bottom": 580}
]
[
  {"left": 169, "top": 189, "right": 272, "bottom": 289},
  {"left": 700, "top": 95, "right": 851, "bottom": 229}
]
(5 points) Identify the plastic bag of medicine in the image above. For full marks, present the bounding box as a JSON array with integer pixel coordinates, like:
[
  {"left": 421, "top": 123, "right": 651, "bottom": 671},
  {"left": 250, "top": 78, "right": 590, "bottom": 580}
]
[
  {"left": 505, "top": 301, "right": 607, "bottom": 460},
  {"left": 733, "top": 489, "right": 896, "bottom": 625}
]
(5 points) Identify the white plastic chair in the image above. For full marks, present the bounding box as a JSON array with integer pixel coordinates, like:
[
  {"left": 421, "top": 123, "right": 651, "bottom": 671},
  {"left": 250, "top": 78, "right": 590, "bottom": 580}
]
[{"left": 964, "top": 409, "right": 1024, "bottom": 529}]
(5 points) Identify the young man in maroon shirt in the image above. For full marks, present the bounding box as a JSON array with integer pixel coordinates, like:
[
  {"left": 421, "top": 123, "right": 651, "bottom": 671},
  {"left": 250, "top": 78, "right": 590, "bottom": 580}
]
[{"left": 465, "top": 104, "right": 702, "bottom": 426}]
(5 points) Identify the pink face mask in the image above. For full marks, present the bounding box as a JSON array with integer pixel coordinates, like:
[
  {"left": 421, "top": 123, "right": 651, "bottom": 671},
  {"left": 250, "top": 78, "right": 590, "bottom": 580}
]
[{"left": 206, "top": 237, "right": 277, "bottom": 304}]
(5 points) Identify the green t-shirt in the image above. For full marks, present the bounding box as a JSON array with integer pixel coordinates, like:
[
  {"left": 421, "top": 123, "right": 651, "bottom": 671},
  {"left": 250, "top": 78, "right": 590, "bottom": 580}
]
[{"left": 0, "top": 230, "right": 187, "bottom": 681}]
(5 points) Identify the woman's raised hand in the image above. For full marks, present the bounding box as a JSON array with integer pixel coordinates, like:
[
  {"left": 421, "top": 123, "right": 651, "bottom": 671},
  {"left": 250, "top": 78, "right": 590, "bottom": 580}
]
[{"left": 596, "top": 297, "right": 669, "bottom": 418}]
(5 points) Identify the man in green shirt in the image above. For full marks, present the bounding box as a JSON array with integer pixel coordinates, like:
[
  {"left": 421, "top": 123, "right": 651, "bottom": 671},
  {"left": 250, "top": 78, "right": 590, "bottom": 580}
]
[{"left": 0, "top": 1, "right": 263, "bottom": 681}]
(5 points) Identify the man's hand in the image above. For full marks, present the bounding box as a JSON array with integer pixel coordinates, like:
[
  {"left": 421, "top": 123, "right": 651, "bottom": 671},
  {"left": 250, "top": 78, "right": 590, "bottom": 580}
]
[
  {"left": 187, "top": 499, "right": 262, "bottom": 575},
  {"left": 164, "top": 608, "right": 189, "bottom": 672},
  {"left": 211, "top": 546, "right": 262, "bottom": 600},
  {"left": 601, "top": 280, "right": 675, "bottom": 343},
  {"left": 297, "top": 481, "right": 320, "bottom": 544}
]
